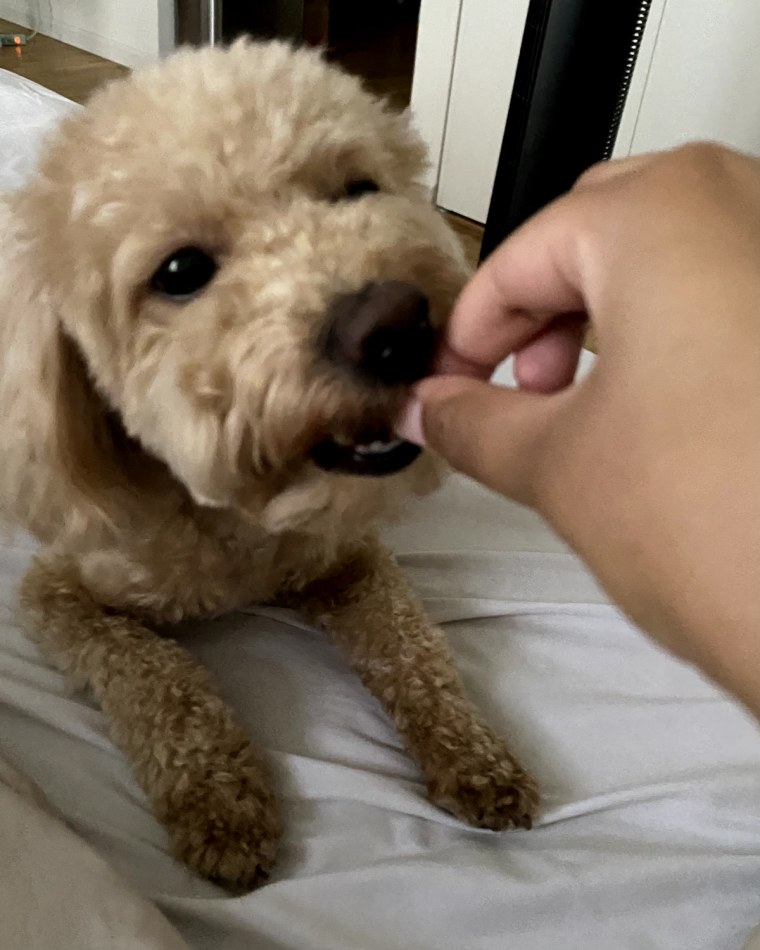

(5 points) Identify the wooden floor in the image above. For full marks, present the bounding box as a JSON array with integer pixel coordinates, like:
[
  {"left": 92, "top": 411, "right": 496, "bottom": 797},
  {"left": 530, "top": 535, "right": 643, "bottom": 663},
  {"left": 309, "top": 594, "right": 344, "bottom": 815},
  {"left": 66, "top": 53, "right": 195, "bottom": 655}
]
[
  {"left": 0, "top": 18, "right": 128, "bottom": 103},
  {"left": 441, "top": 213, "right": 482, "bottom": 270}
]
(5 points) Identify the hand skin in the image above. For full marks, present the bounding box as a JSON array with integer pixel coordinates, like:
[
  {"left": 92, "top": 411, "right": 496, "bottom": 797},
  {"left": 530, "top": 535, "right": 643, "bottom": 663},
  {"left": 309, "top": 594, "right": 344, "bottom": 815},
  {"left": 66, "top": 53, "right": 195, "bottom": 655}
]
[{"left": 398, "top": 143, "right": 760, "bottom": 716}]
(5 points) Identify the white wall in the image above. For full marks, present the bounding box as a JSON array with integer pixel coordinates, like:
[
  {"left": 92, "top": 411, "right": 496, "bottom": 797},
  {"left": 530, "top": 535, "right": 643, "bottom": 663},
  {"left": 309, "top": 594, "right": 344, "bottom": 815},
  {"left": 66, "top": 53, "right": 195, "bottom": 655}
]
[
  {"left": 616, "top": 0, "right": 760, "bottom": 160},
  {"left": 0, "top": 0, "right": 174, "bottom": 67}
]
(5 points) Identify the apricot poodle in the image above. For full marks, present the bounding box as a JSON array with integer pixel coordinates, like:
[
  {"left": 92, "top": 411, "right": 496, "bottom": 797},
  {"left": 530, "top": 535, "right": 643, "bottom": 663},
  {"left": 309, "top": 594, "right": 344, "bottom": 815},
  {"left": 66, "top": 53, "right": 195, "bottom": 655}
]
[{"left": 0, "top": 40, "right": 538, "bottom": 890}]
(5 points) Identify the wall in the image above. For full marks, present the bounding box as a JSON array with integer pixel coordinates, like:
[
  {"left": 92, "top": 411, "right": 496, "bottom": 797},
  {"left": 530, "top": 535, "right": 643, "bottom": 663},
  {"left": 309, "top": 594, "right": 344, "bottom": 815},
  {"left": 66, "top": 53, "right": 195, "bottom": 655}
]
[
  {"left": 0, "top": 0, "right": 175, "bottom": 67},
  {"left": 616, "top": 0, "right": 760, "bottom": 160}
]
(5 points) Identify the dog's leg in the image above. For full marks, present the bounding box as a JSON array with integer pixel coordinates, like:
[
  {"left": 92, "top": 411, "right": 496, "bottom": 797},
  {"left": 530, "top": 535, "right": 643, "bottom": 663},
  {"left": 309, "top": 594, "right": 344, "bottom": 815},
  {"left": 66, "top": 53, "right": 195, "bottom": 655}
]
[
  {"left": 296, "top": 539, "right": 539, "bottom": 830},
  {"left": 20, "top": 554, "right": 281, "bottom": 891}
]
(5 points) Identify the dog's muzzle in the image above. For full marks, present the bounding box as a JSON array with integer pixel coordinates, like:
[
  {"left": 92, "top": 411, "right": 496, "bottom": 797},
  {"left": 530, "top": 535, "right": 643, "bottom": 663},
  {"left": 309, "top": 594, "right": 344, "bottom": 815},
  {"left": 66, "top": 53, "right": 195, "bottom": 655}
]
[{"left": 312, "top": 280, "right": 433, "bottom": 476}]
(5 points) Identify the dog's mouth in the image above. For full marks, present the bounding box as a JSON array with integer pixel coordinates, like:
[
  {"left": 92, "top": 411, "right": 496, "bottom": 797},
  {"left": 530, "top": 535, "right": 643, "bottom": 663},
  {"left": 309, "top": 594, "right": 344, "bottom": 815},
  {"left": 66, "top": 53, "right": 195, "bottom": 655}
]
[{"left": 310, "top": 429, "right": 421, "bottom": 476}]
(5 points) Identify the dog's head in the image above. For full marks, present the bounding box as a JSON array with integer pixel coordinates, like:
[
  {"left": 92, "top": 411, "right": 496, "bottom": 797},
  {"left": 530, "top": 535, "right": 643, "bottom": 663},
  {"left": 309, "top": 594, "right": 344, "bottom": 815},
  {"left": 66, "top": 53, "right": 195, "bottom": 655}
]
[{"left": 2, "top": 41, "right": 470, "bottom": 539}]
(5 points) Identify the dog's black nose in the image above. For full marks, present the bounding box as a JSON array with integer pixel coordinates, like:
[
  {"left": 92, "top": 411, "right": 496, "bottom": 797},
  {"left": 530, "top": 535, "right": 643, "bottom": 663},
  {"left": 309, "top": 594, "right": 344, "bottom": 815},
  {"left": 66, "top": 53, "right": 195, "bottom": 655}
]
[{"left": 322, "top": 281, "right": 436, "bottom": 385}]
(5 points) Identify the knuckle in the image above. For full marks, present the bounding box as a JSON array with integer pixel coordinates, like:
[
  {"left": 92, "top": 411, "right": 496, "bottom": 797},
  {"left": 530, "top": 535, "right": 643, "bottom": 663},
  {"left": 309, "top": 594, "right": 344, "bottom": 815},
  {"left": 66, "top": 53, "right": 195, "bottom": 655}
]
[
  {"left": 658, "top": 141, "right": 737, "bottom": 187},
  {"left": 672, "top": 140, "right": 732, "bottom": 166},
  {"left": 574, "top": 159, "right": 610, "bottom": 190}
]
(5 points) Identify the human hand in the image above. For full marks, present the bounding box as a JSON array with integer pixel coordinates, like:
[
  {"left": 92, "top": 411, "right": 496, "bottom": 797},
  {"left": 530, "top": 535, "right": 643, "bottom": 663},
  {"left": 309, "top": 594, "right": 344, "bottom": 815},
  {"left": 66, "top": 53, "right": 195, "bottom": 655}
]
[{"left": 398, "top": 144, "right": 760, "bottom": 711}]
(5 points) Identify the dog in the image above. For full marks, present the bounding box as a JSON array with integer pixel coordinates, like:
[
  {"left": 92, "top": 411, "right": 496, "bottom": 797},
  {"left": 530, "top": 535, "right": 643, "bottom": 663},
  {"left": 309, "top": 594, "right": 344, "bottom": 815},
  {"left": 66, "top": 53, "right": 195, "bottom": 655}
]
[{"left": 0, "top": 40, "right": 538, "bottom": 890}]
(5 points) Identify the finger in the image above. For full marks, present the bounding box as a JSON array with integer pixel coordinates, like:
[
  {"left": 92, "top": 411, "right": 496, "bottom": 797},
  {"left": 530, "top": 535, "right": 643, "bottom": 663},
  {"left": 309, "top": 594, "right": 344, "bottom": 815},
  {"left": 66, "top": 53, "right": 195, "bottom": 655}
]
[
  {"left": 443, "top": 195, "right": 587, "bottom": 372},
  {"left": 396, "top": 375, "right": 559, "bottom": 506},
  {"left": 434, "top": 342, "right": 492, "bottom": 380},
  {"left": 442, "top": 152, "right": 665, "bottom": 375},
  {"left": 434, "top": 317, "right": 586, "bottom": 394},
  {"left": 513, "top": 313, "right": 587, "bottom": 393}
]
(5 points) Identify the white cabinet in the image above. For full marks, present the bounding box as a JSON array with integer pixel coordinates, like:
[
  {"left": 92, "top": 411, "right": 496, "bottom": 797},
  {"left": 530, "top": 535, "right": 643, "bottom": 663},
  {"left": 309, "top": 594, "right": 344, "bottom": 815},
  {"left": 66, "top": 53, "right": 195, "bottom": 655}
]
[
  {"left": 433, "top": 0, "right": 530, "bottom": 224},
  {"left": 410, "top": 0, "right": 530, "bottom": 223}
]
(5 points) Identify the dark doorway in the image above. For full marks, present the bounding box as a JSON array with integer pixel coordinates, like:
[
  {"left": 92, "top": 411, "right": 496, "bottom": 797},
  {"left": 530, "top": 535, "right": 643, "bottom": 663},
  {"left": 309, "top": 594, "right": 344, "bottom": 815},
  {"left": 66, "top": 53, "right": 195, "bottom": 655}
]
[{"left": 218, "top": 0, "right": 421, "bottom": 110}]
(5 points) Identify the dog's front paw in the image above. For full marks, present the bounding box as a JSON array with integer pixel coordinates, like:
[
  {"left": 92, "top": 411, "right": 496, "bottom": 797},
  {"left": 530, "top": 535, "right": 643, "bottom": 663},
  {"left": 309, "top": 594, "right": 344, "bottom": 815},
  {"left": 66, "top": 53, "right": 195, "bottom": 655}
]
[
  {"left": 163, "top": 764, "right": 282, "bottom": 892},
  {"left": 425, "top": 736, "right": 539, "bottom": 831}
]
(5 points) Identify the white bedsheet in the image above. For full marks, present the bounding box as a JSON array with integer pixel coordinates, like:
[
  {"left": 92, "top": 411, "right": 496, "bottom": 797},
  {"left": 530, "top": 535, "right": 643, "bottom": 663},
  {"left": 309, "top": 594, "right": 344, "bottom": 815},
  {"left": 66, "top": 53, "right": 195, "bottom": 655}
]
[
  {"left": 0, "top": 749, "right": 190, "bottom": 950},
  {"left": 1, "top": 68, "right": 760, "bottom": 950},
  {"left": 0, "top": 70, "right": 75, "bottom": 190}
]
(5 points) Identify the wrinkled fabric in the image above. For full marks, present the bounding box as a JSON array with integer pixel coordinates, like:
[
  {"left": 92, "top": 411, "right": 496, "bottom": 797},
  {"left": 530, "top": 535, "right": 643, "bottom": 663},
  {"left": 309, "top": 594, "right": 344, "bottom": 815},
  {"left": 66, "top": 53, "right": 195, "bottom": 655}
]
[
  {"left": 0, "top": 70, "right": 79, "bottom": 191},
  {"left": 0, "top": 748, "right": 190, "bottom": 950},
  {"left": 2, "top": 481, "right": 759, "bottom": 950},
  {"left": 1, "top": 69, "right": 759, "bottom": 950}
]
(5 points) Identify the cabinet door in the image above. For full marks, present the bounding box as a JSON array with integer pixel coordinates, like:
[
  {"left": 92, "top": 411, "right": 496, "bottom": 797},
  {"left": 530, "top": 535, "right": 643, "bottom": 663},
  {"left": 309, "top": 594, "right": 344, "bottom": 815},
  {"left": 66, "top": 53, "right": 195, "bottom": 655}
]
[{"left": 411, "top": 0, "right": 530, "bottom": 223}]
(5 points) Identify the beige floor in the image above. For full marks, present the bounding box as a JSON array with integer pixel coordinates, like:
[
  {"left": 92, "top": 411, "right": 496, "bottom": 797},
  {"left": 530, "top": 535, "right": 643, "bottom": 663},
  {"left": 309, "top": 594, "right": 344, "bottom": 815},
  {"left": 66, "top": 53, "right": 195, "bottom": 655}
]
[{"left": 0, "top": 18, "right": 128, "bottom": 103}]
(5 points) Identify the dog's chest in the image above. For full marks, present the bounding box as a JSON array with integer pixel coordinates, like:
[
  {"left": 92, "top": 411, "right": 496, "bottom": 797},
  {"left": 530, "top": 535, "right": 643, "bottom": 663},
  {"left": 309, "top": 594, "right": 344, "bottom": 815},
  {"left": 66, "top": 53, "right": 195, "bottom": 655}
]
[{"left": 77, "top": 514, "right": 338, "bottom": 624}]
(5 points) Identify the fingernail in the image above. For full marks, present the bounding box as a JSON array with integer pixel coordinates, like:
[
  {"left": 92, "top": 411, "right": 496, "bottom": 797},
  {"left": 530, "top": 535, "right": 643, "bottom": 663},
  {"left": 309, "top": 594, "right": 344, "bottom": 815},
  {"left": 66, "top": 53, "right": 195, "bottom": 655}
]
[{"left": 395, "top": 397, "right": 425, "bottom": 446}]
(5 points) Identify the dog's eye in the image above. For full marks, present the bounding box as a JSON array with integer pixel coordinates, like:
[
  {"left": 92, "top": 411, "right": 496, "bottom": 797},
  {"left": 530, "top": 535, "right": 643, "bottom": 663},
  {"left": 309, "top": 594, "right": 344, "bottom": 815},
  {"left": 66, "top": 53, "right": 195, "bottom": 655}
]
[
  {"left": 343, "top": 179, "right": 380, "bottom": 200},
  {"left": 150, "top": 247, "right": 217, "bottom": 300}
]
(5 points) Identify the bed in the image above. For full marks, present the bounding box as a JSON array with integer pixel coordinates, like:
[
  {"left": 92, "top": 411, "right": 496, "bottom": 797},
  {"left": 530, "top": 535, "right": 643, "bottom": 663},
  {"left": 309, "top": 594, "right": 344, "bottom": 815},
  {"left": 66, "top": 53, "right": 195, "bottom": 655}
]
[{"left": 1, "top": 68, "right": 759, "bottom": 950}]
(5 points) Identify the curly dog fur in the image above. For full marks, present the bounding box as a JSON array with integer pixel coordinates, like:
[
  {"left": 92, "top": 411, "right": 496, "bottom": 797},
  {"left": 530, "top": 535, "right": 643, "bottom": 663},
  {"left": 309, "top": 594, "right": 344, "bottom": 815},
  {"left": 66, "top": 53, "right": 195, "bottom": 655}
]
[{"left": 0, "top": 40, "right": 538, "bottom": 890}]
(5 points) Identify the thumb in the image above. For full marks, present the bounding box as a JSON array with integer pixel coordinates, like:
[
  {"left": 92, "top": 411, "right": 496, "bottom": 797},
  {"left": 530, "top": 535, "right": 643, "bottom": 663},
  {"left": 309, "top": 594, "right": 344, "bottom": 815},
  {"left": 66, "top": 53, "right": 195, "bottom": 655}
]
[{"left": 396, "top": 375, "right": 560, "bottom": 506}]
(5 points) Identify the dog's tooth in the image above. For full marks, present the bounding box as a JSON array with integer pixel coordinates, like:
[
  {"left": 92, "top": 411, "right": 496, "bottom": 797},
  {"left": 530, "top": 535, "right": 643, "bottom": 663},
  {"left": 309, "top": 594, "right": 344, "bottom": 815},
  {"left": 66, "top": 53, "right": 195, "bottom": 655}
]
[{"left": 354, "top": 439, "right": 403, "bottom": 456}]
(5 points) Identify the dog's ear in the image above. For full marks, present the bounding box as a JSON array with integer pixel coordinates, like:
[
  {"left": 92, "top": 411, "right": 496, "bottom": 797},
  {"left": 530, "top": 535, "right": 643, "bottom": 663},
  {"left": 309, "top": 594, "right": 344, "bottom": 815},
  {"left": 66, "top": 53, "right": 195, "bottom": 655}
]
[{"left": 0, "top": 210, "right": 132, "bottom": 540}]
